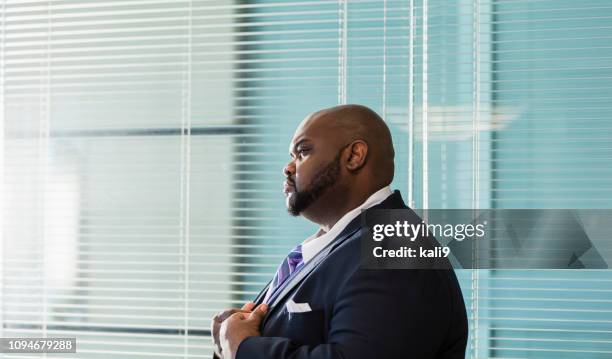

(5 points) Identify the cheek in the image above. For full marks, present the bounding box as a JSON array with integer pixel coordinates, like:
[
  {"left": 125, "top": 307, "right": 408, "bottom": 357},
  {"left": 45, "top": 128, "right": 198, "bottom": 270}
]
[{"left": 294, "top": 163, "right": 313, "bottom": 189}]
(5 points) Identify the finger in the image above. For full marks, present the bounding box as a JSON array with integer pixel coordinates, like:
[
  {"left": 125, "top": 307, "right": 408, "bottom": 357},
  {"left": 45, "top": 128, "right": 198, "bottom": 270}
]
[
  {"left": 230, "top": 312, "right": 247, "bottom": 321},
  {"left": 241, "top": 301, "right": 256, "bottom": 311},
  {"left": 248, "top": 304, "right": 268, "bottom": 322},
  {"left": 217, "top": 308, "right": 251, "bottom": 322}
]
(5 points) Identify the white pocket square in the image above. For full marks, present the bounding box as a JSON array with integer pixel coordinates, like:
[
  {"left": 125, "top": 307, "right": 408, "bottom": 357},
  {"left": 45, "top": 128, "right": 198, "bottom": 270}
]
[{"left": 286, "top": 299, "right": 312, "bottom": 313}]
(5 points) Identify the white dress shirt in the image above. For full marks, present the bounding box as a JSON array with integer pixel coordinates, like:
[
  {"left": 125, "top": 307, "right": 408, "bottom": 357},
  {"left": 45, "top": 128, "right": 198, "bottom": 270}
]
[
  {"left": 301, "top": 186, "right": 393, "bottom": 263},
  {"left": 263, "top": 186, "right": 393, "bottom": 303}
]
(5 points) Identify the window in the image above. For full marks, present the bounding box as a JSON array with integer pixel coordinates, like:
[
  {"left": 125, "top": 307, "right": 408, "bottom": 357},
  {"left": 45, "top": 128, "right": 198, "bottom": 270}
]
[{"left": 1, "top": 1, "right": 611, "bottom": 358}]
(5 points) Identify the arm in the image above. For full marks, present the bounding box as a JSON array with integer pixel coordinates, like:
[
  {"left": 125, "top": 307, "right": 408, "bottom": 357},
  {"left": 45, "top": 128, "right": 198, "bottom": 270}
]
[{"left": 236, "top": 269, "right": 454, "bottom": 359}]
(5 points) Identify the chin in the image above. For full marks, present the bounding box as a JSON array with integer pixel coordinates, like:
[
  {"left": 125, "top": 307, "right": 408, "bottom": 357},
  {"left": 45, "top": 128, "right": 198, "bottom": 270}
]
[
  {"left": 285, "top": 197, "right": 300, "bottom": 216},
  {"left": 287, "top": 207, "right": 300, "bottom": 217},
  {"left": 285, "top": 194, "right": 292, "bottom": 207}
]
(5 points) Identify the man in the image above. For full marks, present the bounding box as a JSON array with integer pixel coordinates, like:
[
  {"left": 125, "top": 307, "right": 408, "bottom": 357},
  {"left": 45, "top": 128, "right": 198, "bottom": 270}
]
[{"left": 211, "top": 104, "right": 468, "bottom": 359}]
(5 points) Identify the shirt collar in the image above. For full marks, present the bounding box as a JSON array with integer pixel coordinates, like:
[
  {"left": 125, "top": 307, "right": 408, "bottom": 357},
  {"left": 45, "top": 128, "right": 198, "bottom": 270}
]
[{"left": 301, "top": 186, "right": 393, "bottom": 263}]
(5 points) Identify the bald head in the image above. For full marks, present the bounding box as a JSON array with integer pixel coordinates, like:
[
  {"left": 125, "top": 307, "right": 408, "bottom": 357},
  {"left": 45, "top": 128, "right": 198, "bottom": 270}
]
[
  {"left": 303, "top": 104, "right": 395, "bottom": 187},
  {"left": 283, "top": 104, "right": 395, "bottom": 227}
]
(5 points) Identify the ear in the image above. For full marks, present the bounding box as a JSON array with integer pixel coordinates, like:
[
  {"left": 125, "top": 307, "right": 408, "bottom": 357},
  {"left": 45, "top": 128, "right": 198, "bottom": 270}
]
[{"left": 344, "top": 140, "right": 368, "bottom": 171}]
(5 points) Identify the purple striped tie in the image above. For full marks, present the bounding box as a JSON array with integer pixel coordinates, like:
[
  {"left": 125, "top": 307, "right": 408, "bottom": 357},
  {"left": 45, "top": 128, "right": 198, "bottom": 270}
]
[{"left": 264, "top": 244, "right": 304, "bottom": 303}]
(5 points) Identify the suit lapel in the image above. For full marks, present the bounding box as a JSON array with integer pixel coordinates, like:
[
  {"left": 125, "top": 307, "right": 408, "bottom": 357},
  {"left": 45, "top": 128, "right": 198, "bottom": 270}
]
[
  {"left": 261, "top": 225, "right": 361, "bottom": 328},
  {"left": 269, "top": 225, "right": 361, "bottom": 306},
  {"left": 258, "top": 190, "right": 408, "bottom": 327},
  {"left": 253, "top": 280, "right": 271, "bottom": 306}
]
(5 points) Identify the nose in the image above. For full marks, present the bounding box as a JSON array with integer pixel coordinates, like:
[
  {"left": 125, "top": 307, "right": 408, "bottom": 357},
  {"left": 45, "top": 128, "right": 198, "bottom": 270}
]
[{"left": 283, "top": 160, "right": 295, "bottom": 178}]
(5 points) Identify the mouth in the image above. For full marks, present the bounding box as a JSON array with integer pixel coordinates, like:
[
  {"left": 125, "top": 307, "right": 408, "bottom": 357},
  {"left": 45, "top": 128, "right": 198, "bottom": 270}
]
[{"left": 283, "top": 181, "right": 295, "bottom": 194}]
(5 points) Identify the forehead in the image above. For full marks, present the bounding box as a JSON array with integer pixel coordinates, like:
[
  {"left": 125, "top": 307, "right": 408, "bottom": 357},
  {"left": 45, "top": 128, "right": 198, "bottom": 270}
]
[{"left": 289, "top": 114, "right": 329, "bottom": 148}]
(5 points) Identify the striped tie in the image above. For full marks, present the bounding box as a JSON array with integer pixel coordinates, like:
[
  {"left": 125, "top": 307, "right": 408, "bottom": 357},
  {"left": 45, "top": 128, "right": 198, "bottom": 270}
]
[{"left": 264, "top": 244, "right": 304, "bottom": 303}]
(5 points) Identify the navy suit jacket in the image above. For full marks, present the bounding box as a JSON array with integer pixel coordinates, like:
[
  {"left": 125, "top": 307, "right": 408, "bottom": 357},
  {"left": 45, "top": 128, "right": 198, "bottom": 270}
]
[{"left": 234, "top": 190, "right": 468, "bottom": 359}]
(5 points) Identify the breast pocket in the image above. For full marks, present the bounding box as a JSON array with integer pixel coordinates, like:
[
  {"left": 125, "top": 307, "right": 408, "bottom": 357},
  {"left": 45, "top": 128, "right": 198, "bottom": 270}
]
[{"left": 282, "top": 309, "right": 326, "bottom": 345}]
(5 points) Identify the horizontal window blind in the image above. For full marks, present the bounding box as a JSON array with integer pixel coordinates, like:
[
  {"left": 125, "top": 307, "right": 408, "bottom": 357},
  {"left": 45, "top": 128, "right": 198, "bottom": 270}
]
[
  {"left": 486, "top": 1, "right": 612, "bottom": 358},
  {"left": 2, "top": 0, "right": 238, "bottom": 357},
  {"left": 412, "top": 0, "right": 612, "bottom": 358},
  {"left": 2, "top": 1, "right": 611, "bottom": 358},
  {"left": 0, "top": 1, "right": 416, "bottom": 358}
]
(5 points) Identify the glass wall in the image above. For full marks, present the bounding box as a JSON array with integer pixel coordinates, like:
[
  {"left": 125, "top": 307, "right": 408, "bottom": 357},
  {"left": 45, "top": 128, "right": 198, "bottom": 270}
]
[{"left": 1, "top": 1, "right": 611, "bottom": 358}]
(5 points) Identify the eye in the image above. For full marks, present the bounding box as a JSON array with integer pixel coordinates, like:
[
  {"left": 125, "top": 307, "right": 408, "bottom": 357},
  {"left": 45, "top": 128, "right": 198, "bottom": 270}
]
[{"left": 297, "top": 148, "right": 309, "bottom": 157}]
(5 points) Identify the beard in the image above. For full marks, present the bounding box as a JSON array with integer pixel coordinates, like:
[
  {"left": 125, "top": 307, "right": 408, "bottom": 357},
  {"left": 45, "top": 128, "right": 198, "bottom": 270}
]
[{"left": 286, "top": 152, "right": 341, "bottom": 216}]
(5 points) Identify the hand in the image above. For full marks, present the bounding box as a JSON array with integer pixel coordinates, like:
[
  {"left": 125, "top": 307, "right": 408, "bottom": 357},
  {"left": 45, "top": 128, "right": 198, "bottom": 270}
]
[
  {"left": 211, "top": 302, "right": 256, "bottom": 357},
  {"left": 219, "top": 304, "right": 268, "bottom": 359}
]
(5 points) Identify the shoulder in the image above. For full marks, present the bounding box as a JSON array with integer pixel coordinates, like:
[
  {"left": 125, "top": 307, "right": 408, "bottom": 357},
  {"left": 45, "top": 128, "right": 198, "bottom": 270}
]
[{"left": 330, "top": 230, "right": 463, "bottom": 297}]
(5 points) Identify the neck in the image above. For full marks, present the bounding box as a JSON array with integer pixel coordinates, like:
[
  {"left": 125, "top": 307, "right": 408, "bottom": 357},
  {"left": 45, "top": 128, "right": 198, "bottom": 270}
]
[{"left": 304, "top": 186, "right": 382, "bottom": 232}]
